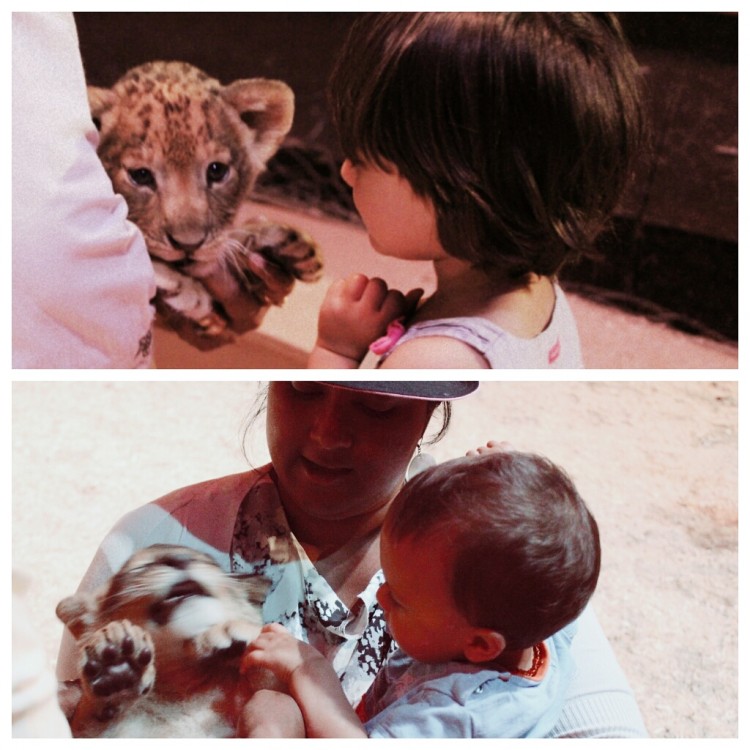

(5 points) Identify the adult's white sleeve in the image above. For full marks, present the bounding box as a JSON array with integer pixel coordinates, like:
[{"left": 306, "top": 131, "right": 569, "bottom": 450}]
[{"left": 12, "top": 12, "right": 155, "bottom": 368}]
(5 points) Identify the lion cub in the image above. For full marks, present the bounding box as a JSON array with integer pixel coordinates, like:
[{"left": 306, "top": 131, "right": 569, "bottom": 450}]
[
  {"left": 88, "top": 61, "right": 323, "bottom": 346},
  {"left": 57, "top": 544, "right": 278, "bottom": 737}
]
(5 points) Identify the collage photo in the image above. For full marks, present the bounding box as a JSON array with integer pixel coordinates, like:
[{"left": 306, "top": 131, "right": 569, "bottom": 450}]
[{"left": 12, "top": 10, "right": 739, "bottom": 743}]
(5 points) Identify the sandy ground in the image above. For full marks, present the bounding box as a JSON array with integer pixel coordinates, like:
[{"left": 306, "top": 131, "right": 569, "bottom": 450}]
[{"left": 11, "top": 379, "right": 738, "bottom": 738}]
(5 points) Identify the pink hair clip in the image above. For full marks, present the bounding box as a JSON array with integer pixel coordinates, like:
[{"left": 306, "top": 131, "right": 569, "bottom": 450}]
[{"left": 369, "top": 318, "right": 406, "bottom": 355}]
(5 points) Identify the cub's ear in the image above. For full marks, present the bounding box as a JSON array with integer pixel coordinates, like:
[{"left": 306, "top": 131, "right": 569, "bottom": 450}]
[
  {"left": 87, "top": 86, "right": 116, "bottom": 131},
  {"left": 56, "top": 594, "right": 99, "bottom": 640},
  {"left": 222, "top": 78, "right": 295, "bottom": 168}
]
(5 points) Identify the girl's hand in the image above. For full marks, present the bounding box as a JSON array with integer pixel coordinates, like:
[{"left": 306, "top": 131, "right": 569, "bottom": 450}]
[
  {"left": 314, "top": 273, "right": 422, "bottom": 364},
  {"left": 465, "top": 440, "right": 514, "bottom": 457},
  {"left": 242, "top": 623, "right": 325, "bottom": 687}
]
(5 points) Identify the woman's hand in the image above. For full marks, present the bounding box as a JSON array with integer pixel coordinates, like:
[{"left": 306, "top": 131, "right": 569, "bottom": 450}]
[
  {"left": 465, "top": 440, "right": 514, "bottom": 457},
  {"left": 309, "top": 273, "right": 422, "bottom": 367}
]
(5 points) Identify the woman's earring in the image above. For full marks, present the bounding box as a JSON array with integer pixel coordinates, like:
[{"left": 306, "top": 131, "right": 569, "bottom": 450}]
[{"left": 406, "top": 443, "right": 437, "bottom": 481}]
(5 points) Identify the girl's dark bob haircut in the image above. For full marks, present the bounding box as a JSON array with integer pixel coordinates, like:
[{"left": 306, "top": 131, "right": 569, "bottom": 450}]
[{"left": 330, "top": 12, "right": 647, "bottom": 282}]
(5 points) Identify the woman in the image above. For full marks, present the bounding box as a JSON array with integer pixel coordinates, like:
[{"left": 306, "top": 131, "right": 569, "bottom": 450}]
[{"left": 57, "top": 381, "right": 645, "bottom": 737}]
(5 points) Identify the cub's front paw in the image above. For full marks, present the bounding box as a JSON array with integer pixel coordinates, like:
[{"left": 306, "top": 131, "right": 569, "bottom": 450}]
[
  {"left": 152, "top": 261, "right": 228, "bottom": 331},
  {"left": 189, "top": 620, "right": 262, "bottom": 660},
  {"left": 262, "top": 225, "right": 324, "bottom": 282},
  {"left": 79, "top": 620, "right": 155, "bottom": 718},
  {"left": 154, "top": 289, "right": 229, "bottom": 341},
  {"left": 233, "top": 223, "right": 324, "bottom": 283}
]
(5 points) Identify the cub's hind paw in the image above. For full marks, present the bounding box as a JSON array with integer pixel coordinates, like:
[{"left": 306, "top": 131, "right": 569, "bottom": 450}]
[{"left": 80, "top": 620, "right": 155, "bottom": 703}]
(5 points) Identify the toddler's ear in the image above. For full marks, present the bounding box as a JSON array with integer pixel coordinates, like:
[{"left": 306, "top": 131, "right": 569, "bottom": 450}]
[{"left": 464, "top": 629, "right": 506, "bottom": 664}]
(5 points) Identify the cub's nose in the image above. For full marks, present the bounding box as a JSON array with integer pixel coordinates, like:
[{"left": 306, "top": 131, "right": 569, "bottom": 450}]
[{"left": 167, "top": 233, "right": 207, "bottom": 254}]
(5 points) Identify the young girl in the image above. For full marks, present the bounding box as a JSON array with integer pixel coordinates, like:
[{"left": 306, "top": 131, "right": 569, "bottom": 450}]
[
  {"left": 241, "top": 451, "right": 601, "bottom": 737},
  {"left": 308, "top": 12, "right": 646, "bottom": 369}
]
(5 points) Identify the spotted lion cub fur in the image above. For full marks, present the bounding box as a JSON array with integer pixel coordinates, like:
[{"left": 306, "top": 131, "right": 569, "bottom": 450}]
[
  {"left": 88, "top": 61, "right": 323, "bottom": 345},
  {"left": 57, "top": 544, "right": 279, "bottom": 737}
]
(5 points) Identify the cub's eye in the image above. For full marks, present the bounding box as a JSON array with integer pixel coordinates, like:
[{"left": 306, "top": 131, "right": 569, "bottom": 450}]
[
  {"left": 128, "top": 168, "right": 156, "bottom": 188},
  {"left": 207, "top": 162, "right": 230, "bottom": 184}
]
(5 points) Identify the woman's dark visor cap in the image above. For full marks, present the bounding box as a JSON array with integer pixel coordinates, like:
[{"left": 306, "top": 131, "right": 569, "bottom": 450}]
[{"left": 321, "top": 382, "right": 478, "bottom": 401}]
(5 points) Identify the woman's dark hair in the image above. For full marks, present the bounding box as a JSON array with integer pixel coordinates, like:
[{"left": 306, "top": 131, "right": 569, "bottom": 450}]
[
  {"left": 330, "top": 12, "right": 647, "bottom": 283},
  {"left": 385, "top": 451, "right": 601, "bottom": 650}
]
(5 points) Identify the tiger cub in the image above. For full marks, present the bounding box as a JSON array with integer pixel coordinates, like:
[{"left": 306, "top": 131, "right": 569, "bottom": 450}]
[{"left": 57, "top": 544, "right": 279, "bottom": 737}]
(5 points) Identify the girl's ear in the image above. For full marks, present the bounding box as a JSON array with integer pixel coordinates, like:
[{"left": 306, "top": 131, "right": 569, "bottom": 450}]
[{"left": 464, "top": 629, "right": 506, "bottom": 664}]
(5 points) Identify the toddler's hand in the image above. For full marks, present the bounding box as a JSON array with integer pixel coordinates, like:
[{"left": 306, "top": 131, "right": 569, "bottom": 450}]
[
  {"left": 465, "top": 440, "right": 514, "bottom": 457},
  {"left": 242, "top": 623, "right": 325, "bottom": 687},
  {"left": 315, "top": 273, "right": 422, "bottom": 362}
]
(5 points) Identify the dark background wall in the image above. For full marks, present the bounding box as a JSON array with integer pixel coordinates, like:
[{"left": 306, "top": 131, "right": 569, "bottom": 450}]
[{"left": 73, "top": 12, "right": 738, "bottom": 340}]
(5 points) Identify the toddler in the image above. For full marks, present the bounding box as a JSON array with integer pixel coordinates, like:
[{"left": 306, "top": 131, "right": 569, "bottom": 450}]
[
  {"left": 308, "top": 12, "right": 646, "bottom": 369},
  {"left": 242, "top": 451, "right": 601, "bottom": 737}
]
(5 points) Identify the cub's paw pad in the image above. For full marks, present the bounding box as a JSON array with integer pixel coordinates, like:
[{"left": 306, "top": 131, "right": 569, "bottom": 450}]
[{"left": 81, "top": 621, "right": 155, "bottom": 699}]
